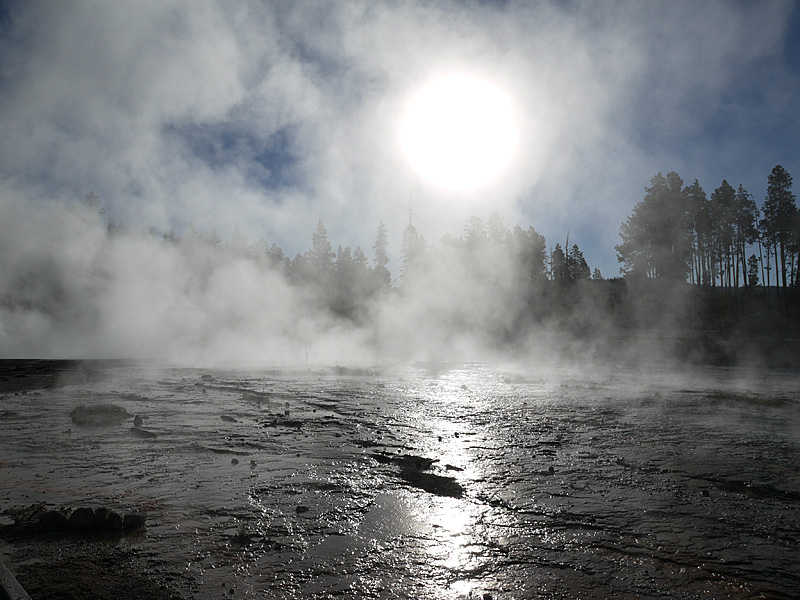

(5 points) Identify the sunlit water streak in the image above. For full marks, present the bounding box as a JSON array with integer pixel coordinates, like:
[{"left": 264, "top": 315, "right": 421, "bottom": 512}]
[{"left": 1, "top": 362, "right": 799, "bottom": 599}]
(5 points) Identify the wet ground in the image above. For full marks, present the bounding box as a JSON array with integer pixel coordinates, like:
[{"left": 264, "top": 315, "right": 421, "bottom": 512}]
[{"left": 1, "top": 359, "right": 799, "bottom": 599}]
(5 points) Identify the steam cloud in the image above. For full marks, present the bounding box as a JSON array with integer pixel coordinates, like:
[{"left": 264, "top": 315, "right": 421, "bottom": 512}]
[{"left": 1, "top": 1, "right": 797, "bottom": 364}]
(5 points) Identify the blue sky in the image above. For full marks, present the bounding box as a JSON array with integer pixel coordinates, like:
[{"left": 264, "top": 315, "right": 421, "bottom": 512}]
[{"left": 1, "top": 0, "right": 799, "bottom": 278}]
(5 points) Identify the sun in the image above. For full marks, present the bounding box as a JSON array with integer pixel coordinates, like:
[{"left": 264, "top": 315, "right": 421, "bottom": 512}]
[{"left": 400, "top": 74, "right": 519, "bottom": 191}]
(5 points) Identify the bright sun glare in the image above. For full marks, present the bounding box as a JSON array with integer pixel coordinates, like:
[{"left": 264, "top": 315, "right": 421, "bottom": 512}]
[{"left": 400, "top": 74, "right": 519, "bottom": 191}]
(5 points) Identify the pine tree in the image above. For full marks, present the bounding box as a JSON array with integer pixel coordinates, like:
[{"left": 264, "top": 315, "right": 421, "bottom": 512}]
[
  {"left": 747, "top": 254, "right": 760, "bottom": 287},
  {"left": 733, "top": 185, "right": 758, "bottom": 288},
  {"left": 761, "top": 165, "right": 797, "bottom": 290},
  {"left": 567, "top": 244, "right": 591, "bottom": 281},
  {"left": 372, "top": 222, "right": 391, "bottom": 288},
  {"left": 308, "top": 220, "right": 334, "bottom": 273},
  {"left": 487, "top": 211, "right": 509, "bottom": 245},
  {"left": 710, "top": 180, "right": 736, "bottom": 287},
  {"left": 686, "top": 179, "right": 710, "bottom": 285},
  {"left": 550, "top": 244, "right": 567, "bottom": 282},
  {"left": 617, "top": 172, "right": 689, "bottom": 280},
  {"left": 400, "top": 222, "right": 426, "bottom": 283}
]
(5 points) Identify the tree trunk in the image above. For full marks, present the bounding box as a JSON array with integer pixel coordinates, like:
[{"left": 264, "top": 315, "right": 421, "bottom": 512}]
[{"left": 780, "top": 240, "right": 787, "bottom": 290}]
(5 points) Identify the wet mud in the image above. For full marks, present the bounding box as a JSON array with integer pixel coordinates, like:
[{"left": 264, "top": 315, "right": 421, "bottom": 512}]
[{"left": 1, "top": 360, "right": 799, "bottom": 599}]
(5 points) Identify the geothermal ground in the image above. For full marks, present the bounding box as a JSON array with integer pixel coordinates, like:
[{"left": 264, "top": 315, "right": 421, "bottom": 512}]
[{"left": 1, "top": 359, "right": 799, "bottom": 599}]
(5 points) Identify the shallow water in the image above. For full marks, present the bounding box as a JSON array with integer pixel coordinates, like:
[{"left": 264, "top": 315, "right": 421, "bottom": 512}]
[{"left": 1, "top": 361, "right": 799, "bottom": 599}]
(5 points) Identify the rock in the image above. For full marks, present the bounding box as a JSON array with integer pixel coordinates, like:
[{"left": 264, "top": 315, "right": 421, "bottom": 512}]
[
  {"left": 107, "top": 511, "right": 123, "bottom": 530},
  {"left": 398, "top": 471, "right": 464, "bottom": 498},
  {"left": 68, "top": 507, "right": 108, "bottom": 529},
  {"left": 123, "top": 513, "right": 146, "bottom": 531},
  {"left": 131, "top": 426, "right": 156, "bottom": 438},
  {"left": 6, "top": 503, "right": 47, "bottom": 526},
  {"left": 69, "top": 404, "right": 131, "bottom": 426},
  {"left": 221, "top": 415, "right": 238, "bottom": 423},
  {"left": 133, "top": 415, "right": 143, "bottom": 427},
  {"left": 371, "top": 452, "right": 437, "bottom": 471},
  {"left": 231, "top": 525, "right": 252, "bottom": 545},
  {"left": 38, "top": 509, "right": 68, "bottom": 528},
  {"left": 93, "top": 507, "right": 111, "bottom": 522},
  {"left": 131, "top": 427, "right": 157, "bottom": 438},
  {"left": 295, "top": 506, "right": 309, "bottom": 514},
  {"left": 7, "top": 504, "right": 143, "bottom": 536},
  {"left": 230, "top": 458, "right": 239, "bottom": 465}
]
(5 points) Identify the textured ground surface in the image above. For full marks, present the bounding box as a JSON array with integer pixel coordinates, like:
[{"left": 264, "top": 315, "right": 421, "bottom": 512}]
[{"left": 1, "top": 359, "right": 799, "bottom": 599}]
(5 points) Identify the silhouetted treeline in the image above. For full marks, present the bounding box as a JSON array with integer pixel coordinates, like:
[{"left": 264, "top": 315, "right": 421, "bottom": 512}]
[
  {"left": 616, "top": 165, "right": 799, "bottom": 290},
  {"left": 5, "top": 166, "right": 795, "bottom": 366}
]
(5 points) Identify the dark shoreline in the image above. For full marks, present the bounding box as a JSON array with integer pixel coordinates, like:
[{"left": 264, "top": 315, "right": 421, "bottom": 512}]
[{"left": 0, "top": 359, "right": 140, "bottom": 394}]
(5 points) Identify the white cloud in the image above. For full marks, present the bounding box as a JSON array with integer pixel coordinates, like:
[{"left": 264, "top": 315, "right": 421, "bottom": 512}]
[{"left": 1, "top": 0, "right": 797, "bottom": 277}]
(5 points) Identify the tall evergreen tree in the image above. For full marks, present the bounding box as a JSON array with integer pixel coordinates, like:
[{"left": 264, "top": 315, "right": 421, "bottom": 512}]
[
  {"left": 463, "top": 216, "right": 487, "bottom": 251},
  {"left": 733, "top": 184, "right": 759, "bottom": 288},
  {"left": 550, "top": 244, "right": 567, "bottom": 282},
  {"left": 761, "top": 165, "right": 797, "bottom": 290},
  {"left": 372, "top": 222, "right": 391, "bottom": 288},
  {"left": 487, "top": 211, "right": 509, "bottom": 245},
  {"left": 308, "top": 220, "right": 334, "bottom": 273},
  {"left": 400, "top": 221, "right": 426, "bottom": 283},
  {"left": 617, "top": 172, "right": 689, "bottom": 280},
  {"left": 267, "top": 243, "right": 287, "bottom": 272},
  {"left": 686, "top": 179, "right": 710, "bottom": 285},
  {"left": 566, "top": 244, "right": 591, "bottom": 281},
  {"left": 710, "top": 180, "right": 736, "bottom": 287},
  {"left": 227, "top": 226, "right": 250, "bottom": 258}
]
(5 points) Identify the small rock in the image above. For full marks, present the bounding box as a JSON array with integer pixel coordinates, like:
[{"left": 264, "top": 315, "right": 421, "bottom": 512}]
[
  {"left": 131, "top": 427, "right": 157, "bottom": 439},
  {"left": 133, "top": 415, "right": 143, "bottom": 427},
  {"left": 230, "top": 458, "right": 239, "bottom": 465},
  {"left": 232, "top": 524, "right": 251, "bottom": 544},
  {"left": 38, "top": 509, "right": 68, "bottom": 528},
  {"left": 70, "top": 404, "right": 131, "bottom": 426},
  {"left": 221, "top": 415, "right": 238, "bottom": 423},
  {"left": 107, "top": 511, "right": 123, "bottom": 530},
  {"left": 701, "top": 489, "right": 710, "bottom": 497},
  {"left": 68, "top": 507, "right": 107, "bottom": 529},
  {"left": 93, "top": 507, "right": 111, "bottom": 522},
  {"left": 123, "top": 513, "right": 146, "bottom": 531},
  {"left": 548, "top": 466, "right": 555, "bottom": 474},
  {"left": 296, "top": 505, "right": 309, "bottom": 514}
]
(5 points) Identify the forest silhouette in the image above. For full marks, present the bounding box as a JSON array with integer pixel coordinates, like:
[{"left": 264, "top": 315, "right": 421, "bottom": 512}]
[{"left": 2, "top": 165, "right": 798, "bottom": 366}]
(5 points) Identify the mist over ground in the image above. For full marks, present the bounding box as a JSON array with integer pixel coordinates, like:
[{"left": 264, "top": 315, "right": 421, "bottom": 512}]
[{"left": 2, "top": 194, "right": 796, "bottom": 368}]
